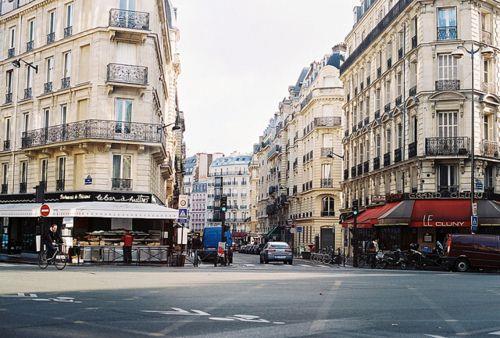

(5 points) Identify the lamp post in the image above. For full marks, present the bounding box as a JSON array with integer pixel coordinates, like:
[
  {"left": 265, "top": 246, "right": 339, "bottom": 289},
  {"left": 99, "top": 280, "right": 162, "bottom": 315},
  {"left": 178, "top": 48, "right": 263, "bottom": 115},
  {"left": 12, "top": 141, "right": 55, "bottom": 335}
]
[
  {"left": 12, "top": 58, "right": 38, "bottom": 73},
  {"left": 452, "top": 44, "right": 495, "bottom": 232}
]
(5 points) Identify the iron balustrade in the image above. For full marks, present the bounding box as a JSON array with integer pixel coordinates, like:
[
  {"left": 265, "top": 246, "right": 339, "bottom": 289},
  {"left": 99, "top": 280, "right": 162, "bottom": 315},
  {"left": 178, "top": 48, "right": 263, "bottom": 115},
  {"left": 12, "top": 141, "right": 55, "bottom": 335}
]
[
  {"left": 267, "top": 145, "right": 281, "bottom": 159},
  {"left": 24, "top": 88, "right": 32, "bottom": 100},
  {"left": 19, "top": 182, "right": 27, "bottom": 194},
  {"left": 56, "top": 179, "right": 65, "bottom": 191},
  {"left": 5, "top": 93, "right": 12, "bottom": 104},
  {"left": 1, "top": 184, "right": 7, "bottom": 194},
  {"left": 61, "top": 77, "right": 71, "bottom": 89},
  {"left": 109, "top": 8, "right": 150, "bottom": 31},
  {"left": 394, "top": 148, "right": 402, "bottom": 162},
  {"left": 363, "top": 161, "right": 369, "bottom": 173},
  {"left": 344, "top": 169, "right": 349, "bottom": 180},
  {"left": 395, "top": 95, "right": 402, "bottom": 106},
  {"left": 107, "top": 63, "right": 148, "bottom": 86},
  {"left": 425, "top": 137, "right": 470, "bottom": 156},
  {"left": 364, "top": 117, "right": 369, "bottom": 126},
  {"left": 44, "top": 82, "right": 53, "bottom": 94},
  {"left": 64, "top": 26, "right": 72, "bottom": 38},
  {"left": 26, "top": 41, "right": 34, "bottom": 52},
  {"left": 438, "top": 185, "right": 459, "bottom": 196},
  {"left": 384, "top": 152, "right": 391, "bottom": 166},
  {"left": 357, "top": 164, "right": 363, "bottom": 176},
  {"left": 435, "top": 80, "right": 460, "bottom": 91},
  {"left": 482, "top": 140, "right": 499, "bottom": 157},
  {"left": 47, "top": 32, "right": 55, "bottom": 44},
  {"left": 437, "top": 26, "right": 457, "bottom": 40},
  {"left": 112, "top": 178, "right": 132, "bottom": 190},
  {"left": 384, "top": 103, "right": 391, "bottom": 113},
  {"left": 321, "top": 178, "right": 333, "bottom": 188},
  {"left": 340, "top": 0, "right": 415, "bottom": 75},
  {"left": 8, "top": 48, "right": 15, "bottom": 58},
  {"left": 373, "top": 157, "right": 380, "bottom": 170},
  {"left": 409, "top": 85, "right": 417, "bottom": 96},
  {"left": 3, "top": 140, "right": 10, "bottom": 151},
  {"left": 21, "top": 119, "right": 164, "bottom": 148},
  {"left": 408, "top": 141, "right": 417, "bottom": 158},
  {"left": 374, "top": 110, "right": 381, "bottom": 120}
]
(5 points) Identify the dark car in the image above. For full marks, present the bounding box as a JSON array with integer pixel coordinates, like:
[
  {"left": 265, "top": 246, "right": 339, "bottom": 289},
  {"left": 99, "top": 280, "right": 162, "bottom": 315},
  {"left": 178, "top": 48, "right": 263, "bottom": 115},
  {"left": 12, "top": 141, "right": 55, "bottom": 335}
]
[
  {"left": 260, "top": 242, "right": 293, "bottom": 264},
  {"left": 444, "top": 234, "right": 500, "bottom": 272}
]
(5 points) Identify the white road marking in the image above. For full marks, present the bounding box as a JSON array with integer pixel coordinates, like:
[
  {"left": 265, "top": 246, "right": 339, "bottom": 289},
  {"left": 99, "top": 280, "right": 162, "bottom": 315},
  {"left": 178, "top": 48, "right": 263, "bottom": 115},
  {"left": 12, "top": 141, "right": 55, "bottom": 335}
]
[
  {"left": 190, "top": 310, "right": 211, "bottom": 316},
  {"left": 300, "top": 264, "right": 311, "bottom": 267},
  {"left": 142, "top": 308, "right": 211, "bottom": 316},
  {"left": 209, "top": 317, "right": 235, "bottom": 321},
  {"left": 273, "top": 321, "right": 285, "bottom": 325},
  {"left": 489, "top": 331, "right": 500, "bottom": 336},
  {"left": 425, "top": 335, "right": 448, "bottom": 338},
  {"left": 230, "top": 315, "right": 270, "bottom": 323},
  {"left": 244, "top": 264, "right": 255, "bottom": 267}
]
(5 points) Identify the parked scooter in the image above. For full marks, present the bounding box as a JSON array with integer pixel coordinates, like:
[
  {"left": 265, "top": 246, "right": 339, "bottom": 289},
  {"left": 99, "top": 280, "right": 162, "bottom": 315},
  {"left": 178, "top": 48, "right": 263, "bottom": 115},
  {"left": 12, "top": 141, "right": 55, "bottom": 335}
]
[
  {"left": 406, "top": 243, "right": 444, "bottom": 270},
  {"left": 375, "top": 249, "right": 408, "bottom": 270}
]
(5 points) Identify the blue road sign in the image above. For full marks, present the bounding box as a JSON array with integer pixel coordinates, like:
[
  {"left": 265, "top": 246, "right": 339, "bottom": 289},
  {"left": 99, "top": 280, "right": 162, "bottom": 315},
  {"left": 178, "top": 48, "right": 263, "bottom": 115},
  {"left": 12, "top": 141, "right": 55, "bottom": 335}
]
[
  {"left": 84, "top": 177, "right": 92, "bottom": 185},
  {"left": 471, "top": 215, "right": 478, "bottom": 233},
  {"left": 178, "top": 219, "right": 188, "bottom": 224},
  {"left": 178, "top": 208, "right": 188, "bottom": 219},
  {"left": 296, "top": 226, "right": 303, "bottom": 233}
]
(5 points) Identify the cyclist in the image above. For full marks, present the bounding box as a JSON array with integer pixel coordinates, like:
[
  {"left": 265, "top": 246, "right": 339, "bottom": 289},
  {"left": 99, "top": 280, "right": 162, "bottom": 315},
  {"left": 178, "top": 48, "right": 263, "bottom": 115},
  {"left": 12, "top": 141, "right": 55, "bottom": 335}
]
[{"left": 43, "top": 224, "right": 63, "bottom": 260}]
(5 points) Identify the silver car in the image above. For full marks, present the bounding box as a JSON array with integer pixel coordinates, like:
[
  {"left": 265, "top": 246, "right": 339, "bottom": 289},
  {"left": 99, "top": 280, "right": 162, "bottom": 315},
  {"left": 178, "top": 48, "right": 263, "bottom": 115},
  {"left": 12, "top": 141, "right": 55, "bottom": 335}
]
[{"left": 260, "top": 242, "right": 293, "bottom": 265}]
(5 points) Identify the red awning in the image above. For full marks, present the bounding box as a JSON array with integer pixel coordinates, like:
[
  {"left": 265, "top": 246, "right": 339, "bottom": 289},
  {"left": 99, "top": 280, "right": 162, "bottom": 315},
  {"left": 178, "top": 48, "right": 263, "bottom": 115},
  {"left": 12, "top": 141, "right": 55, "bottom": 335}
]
[
  {"left": 410, "top": 200, "right": 471, "bottom": 227},
  {"left": 343, "top": 202, "right": 401, "bottom": 228}
]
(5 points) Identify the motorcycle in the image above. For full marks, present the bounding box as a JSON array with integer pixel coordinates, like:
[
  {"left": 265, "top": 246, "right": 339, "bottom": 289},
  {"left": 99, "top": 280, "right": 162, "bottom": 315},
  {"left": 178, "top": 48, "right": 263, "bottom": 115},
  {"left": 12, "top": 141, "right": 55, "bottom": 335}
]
[
  {"left": 406, "top": 243, "right": 444, "bottom": 270},
  {"left": 375, "top": 249, "right": 408, "bottom": 270}
]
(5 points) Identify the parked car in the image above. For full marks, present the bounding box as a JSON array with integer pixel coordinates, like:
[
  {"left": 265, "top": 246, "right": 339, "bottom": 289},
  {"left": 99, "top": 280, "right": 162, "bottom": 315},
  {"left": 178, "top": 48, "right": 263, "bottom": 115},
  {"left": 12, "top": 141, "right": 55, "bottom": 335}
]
[
  {"left": 443, "top": 234, "right": 500, "bottom": 272},
  {"left": 260, "top": 242, "right": 293, "bottom": 264}
]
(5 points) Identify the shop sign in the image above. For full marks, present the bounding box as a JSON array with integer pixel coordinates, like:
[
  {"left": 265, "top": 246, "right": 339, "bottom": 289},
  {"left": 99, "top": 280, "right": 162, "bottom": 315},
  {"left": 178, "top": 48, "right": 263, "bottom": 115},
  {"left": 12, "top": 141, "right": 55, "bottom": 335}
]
[
  {"left": 0, "top": 191, "right": 154, "bottom": 204},
  {"left": 422, "top": 215, "right": 466, "bottom": 227},
  {"left": 371, "top": 195, "right": 387, "bottom": 203},
  {"left": 408, "top": 192, "right": 484, "bottom": 200}
]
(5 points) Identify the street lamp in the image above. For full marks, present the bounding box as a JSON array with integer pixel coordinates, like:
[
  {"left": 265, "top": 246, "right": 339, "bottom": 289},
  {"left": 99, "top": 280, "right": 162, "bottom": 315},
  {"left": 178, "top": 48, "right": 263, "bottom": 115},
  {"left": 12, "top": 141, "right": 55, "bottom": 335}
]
[
  {"left": 452, "top": 43, "right": 496, "bottom": 232},
  {"left": 158, "top": 122, "right": 181, "bottom": 132},
  {"left": 12, "top": 58, "right": 38, "bottom": 73}
]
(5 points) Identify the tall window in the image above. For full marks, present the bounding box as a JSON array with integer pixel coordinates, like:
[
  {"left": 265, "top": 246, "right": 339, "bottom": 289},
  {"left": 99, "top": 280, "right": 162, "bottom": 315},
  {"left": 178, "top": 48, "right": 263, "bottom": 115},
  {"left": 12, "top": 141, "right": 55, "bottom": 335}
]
[
  {"left": 437, "top": 111, "right": 458, "bottom": 137},
  {"left": 28, "top": 19, "right": 35, "bottom": 42},
  {"left": 397, "top": 123, "right": 403, "bottom": 148},
  {"left": 46, "top": 57, "right": 54, "bottom": 83},
  {"left": 23, "top": 113, "right": 29, "bottom": 133},
  {"left": 321, "top": 196, "right": 334, "bottom": 217},
  {"left": 483, "top": 115, "right": 493, "bottom": 141},
  {"left": 40, "top": 159, "right": 48, "bottom": 183},
  {"left": 63, "top": 51, "right": 72, "bottom": 78},
  {"left": 57, "top": 157, "right": 66, "bottom": 181},
  {"left": 396, "top": 73, "right": 402, "bottom": 97},
  {"left": 409, "top": 115, "right": 417, "bottom": 143},
  {"left": 386, "top": 127, "right": 392, "bottom": 153},
  {"left": 60, "top": 104, "right": 67, "bottom": 125},
  {"left": 113, "top": 154, "right": 132, "bottom": 179},
  {"left": 483, "top": 58, "right": 492, "bottom": 86},
  {"left": 438, "top": 165, "right": 458, "bottom": 192},
  {"left": 115, "top": 99, "right": 132, "bottom": 133},
  {"left": 365, "top": 139, "right": 370, "bottom": 161},
  {"left": 437, "top": 7, "right": 457, "bottom": 40},
  {"left": 321, "top": 164, "right": 331, "bottom": 180},
  {"left": 48, "top": 11, "right": 56, "bottom": 34},
  {"left": 44, "top": 109, "right": 50, "bottom": 129},
  {"left": 6, "top": 70, "right": 13, "bottom": 95},
  {"left": 120, "top": 0, "right": 136, "bottom": 10},
  {"left": 20, "top": 161, "right": 28, "bottom": 184},
  {"left": 375, "top": 88, "right": 381, "bottom": 110},
  {"left": 385, "top": 80, "right": 391, "bottom": 104},
  {"left": 9, "top": 27, "right": 15, "bottom": 48},
  {"left": 65, "top": 3, "right": 73, "bottom": 28},
  {"left": 5, "top": 118, "right": 10, "bottom": 142},
  {"left": 26, "top": 65, "right": 33, "bottom": 90},
  {"left": 2, "top": 163, "right": 8, "bottom": 189},
  {"left": 375, "top": 134, "right": 381, "bottom": 157},
  {"left": 438, "top": 54, "right": 457, "bottom": 80}
]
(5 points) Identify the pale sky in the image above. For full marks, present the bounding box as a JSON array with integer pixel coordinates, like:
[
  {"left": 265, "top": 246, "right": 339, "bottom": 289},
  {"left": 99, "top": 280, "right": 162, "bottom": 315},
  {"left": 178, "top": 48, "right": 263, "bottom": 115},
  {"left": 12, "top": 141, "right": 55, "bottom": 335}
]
[{"left": 174, "top": 0, "right": 356, "bottom": 156}]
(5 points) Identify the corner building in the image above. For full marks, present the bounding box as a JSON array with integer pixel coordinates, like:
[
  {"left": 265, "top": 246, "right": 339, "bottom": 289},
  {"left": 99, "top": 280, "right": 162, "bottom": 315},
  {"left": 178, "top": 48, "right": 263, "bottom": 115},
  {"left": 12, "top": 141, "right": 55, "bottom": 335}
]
[
  {"left": 341, "top": 0, "right": 500, "bottom": 251},
  {"left": 0, "top": 0, "right": 182, "bottom": 254}
]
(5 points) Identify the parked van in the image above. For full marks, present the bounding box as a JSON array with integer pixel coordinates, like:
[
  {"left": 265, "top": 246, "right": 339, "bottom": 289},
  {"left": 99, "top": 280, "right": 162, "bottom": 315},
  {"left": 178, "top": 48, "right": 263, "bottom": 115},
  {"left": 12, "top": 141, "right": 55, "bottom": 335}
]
[{"left": 444, "top": 234, "right": 500, "bottom": 272}]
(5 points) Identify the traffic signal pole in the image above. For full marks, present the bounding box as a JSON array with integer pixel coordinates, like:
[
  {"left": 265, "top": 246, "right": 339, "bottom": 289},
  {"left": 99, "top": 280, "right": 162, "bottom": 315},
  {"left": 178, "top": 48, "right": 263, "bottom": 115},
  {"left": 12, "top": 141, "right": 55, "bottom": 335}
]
[{"left": 352, "top": 200, "right": 359, "bottom": 268}]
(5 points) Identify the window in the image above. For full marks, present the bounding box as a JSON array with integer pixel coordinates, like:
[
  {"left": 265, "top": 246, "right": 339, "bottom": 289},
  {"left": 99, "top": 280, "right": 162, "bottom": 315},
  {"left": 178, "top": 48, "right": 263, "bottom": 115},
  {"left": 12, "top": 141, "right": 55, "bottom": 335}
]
[
  {"left": 115, "top": 98, "right": 132, "bottom": 133},
  {"left": 386, "top": 127, "right": 392, "bottom": 153},
  {"left": 321, "top": 196, "right": 334, "bottom": 217},
  {"left": 438, "top": 54, "right": 457, "bottom": 80},
  {"left": 9, "top": 27, "right": 15, "bottom": 48},
  {"left": 28, "top": 19, "right": 35, "bottom": 42},
  {"left": 40, "top": 159, "right": 48, "bottom": 183},
  {"left": 113, "top": 154, "right": 132, "bottom": 179},
  {"left": 437, "top": 7, "right": 457, "bottom": 40},
  {"left": 61, "top": 104, "right": 67, "bottom": 125},
  {"left": 44, "top": 109, "right": 50, "bottom": 129},
  {"left": 385, "top": 80, "right": 391, "bottom": 104},
  {"left": 6, "top": 70, "right": 13, "bottom": 94},
  {"left": 20, "top": 161, "right": 28, "bottom": 184},
  {"left": 57, "top": 157, "right": 66, "bottom": 181},
  {"left": 409, "top": 115, "right": 417, "bottom": 143},
  {"left": 438, "top": 165, "right": 458, "bottom": 192},
  {"left": 396, "top": 73, "right": 402, "bottom": 97},
  {"left": 386, "top": 41, "right": 392, "bottom": 63},
  {"left": 46, "top": 57, "right": 54, "bottom": 83},
  {"left": 63, "top": 51, "right": 72, "bottom": 78},
  {"left": 485, "top": 166, "right": 494, "bottom": 190},
  {"left": 397, "top": 123, "right": 403, "bottom": 148},
  {"left": 5, "top": 118, "right": 10, "bottom": 142},
  {"left": 375, "top": 134, "right": 381, "bottom": 157},
  {"left": 23, "top": 113, "right": 29, "bottom": 134},
  {"left": 483, "top": 58, "right": 492, "bottom": 85},
  {"left": 120, "top": 0, "right": 136, "bottom": 11},
  {"left": 48, "top": 10, "right": 56, "bottom": 34},
  {"left": 483, "top": 115, "right": 493, "bottom": 141},
  {"left": 65, "top": 3, "right": 73, "bottom": 28},
  {"left": 437, "top": 111, "right": 458, "bottom": 138},
  {"left": 26, "top": 65, "right": 33, "bottom": 90},
  {"left": 375, "top": 88, "right": 381, "bottom": 110},
  {"left": 321, "top": 164, "right": 331, "bottom": 180},
  {"left": 365, "top": 139, "right": 370, "bottom": 161}
]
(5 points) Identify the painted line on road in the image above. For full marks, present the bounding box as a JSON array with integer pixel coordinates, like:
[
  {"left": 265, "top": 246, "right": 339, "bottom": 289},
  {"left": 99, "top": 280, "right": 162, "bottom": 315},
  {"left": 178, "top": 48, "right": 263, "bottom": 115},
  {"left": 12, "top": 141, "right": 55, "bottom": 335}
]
[
  {"left": 425, "top": 335, "right": 448, "bottom": 338},
  {"left": 244, "top": 264, "right": 255, "bottom": 267},
  {"left": 489, "top": 331, "right": 500, "bottom": 336}
]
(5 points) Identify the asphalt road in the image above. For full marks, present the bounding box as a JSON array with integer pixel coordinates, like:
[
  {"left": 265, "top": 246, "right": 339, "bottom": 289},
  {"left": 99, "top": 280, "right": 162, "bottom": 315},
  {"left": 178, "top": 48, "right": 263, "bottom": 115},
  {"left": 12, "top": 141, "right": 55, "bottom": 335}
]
[{"left": 1, "top": 253, "right": 499, "bottom": 338}]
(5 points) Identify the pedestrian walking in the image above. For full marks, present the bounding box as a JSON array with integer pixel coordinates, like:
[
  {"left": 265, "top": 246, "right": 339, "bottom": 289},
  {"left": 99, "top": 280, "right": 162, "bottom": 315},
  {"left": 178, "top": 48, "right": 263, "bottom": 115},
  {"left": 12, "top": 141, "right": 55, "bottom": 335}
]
[{"left": 122, "top": 230, "right": 134, "bottom": 264}]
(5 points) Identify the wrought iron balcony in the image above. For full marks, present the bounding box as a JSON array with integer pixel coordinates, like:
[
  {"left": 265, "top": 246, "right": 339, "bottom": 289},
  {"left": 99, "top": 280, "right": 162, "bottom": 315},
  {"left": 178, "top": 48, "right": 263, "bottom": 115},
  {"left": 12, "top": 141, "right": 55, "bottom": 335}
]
[
  {"left": 398, "top": 47, "right": 404, "bottom": 59},
  {"left": 112, "top": 178, "right": 132, "bottom": 191},
  {"left": 61, "top": 77, "right": 71, "bottom": 89},
  {"left": 47, "top": 32, "right": 55, "bottom": 44},
  {"left": 358, "top": 121, "right": 363, "bottom": 129},
  {"left": 357, "top": 164, "right": 363, "bottom": 176},
  {"left": 425, "top": 137, "right": 470, "bottom": 156},
  {"left": 5, "top": 93, "right": 12, "bottom": 104},
  {"left": 481, "top": 140, "right": 499, "bottom": 158},
  {"left": 64, "top": 26, "right": 73, "bottom": 38},
  {"left": 409, "top": 85, "right": 417, "bottom": 97},
  {"left": 438, "top": 185, "right": 459, "bottom": 197},
  {"left": 363, "top": 161, "right": 369, "bottom": 173},
  {"left": 7, "top": 48, "right": 15, "bottom": 58},
  {"left": 321, "top": 211, "right": 335, "bottom": 217},
  {"left": 435, "top": 80, "right": 460, "bottom": 91},
  {"left": 39, "top": 181, "right": 47, "bottom": 193},
  {"left": 384, "top": 152, "right": 391, "bottom": 166},
  {"left": 344, "top": 169, "right": 349, "bottom": 180},
  {"left": 19, "top": 182, "right": 27, "bottom": 194},
  {"left": 408, "top": 141, "right": 417, "bottom": 158},
  {"left": 107, "top": 63, "right": 148, "bottom": 86},
  {"left": 3, "top": 140, "right": 10, "bottom": 151},
  {"left": 267, "top": 145, "right": 282, "bottom": 160},
  {"left": 374, "top": 110, "right": 381, "bottom": 120},
  {"left": 56, "top": 179, "right": 65, "bottom": 192},
  {"left": 1, "top": 184, "right": 7, "bottom": 194},
  {"left": 395, "top": 95, "right": 402, "bottom": 106},
  {"left": 384, "top": 103, "right": 391, "bottom": 113},
  {"left": 394, "top": 147, "right": 402, "bottom": 163},
  {"left": 373, "top": 157, "right": 380, "bottom": 170},
  {"left": 437, "top": 26, "right": 457, "bottom": 41},
  {"left": 44, "top": 82, "right": 53, "bottom": 94},
  {"left": 364, "top": 117, "right": 369, "bottom": 126},
  {"left": 387, "top": 58, "right": 392, "bottom": 69},
  {"left": 314, "top": 116, "right": 341, "bottom": 128},
  {"left": 109, "top": 8, "right": 150, "bottom": 31},
  {"left": 24, "top": 88, "right": 32, "bottom": 100},
  {"left": 26, "top": 41, "right": 34, "bottom": 52},
  {"left": 321, "top": 178, "right": 333, "bottom": 188},
  {"left": 21, "top": 119, "right": 164, "bottom": 149},
  {"left": 351, "top": 166, "right": 356, "bottom": 178}
]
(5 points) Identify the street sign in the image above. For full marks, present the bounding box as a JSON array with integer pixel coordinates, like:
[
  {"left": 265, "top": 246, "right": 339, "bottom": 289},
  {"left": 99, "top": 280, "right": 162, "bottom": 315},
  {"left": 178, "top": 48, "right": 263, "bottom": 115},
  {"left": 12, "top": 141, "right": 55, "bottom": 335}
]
[
  {"left": 475, "top": 179, "right": 484, "bottom": 191},
  {"left": 84, "top": 175, "right": 92, "bottom": 185},
  {"left": 178, "top": 208, "right": 188, "bottom": 219},
  {"left": 472, "top": 202, "right": 478, "bottom": 216},
  {"left": 296, "top": 226, "right": 303, "bottom": 233},
  {"left": 179, "top": 195, "right": 189, "bottom": 209},
  {"left": 40, "top": 204, "right": 50, "bottom": 217},
  {"left": 471, "top": 215, "right": 478, "bottom": 233},
  {"left": 178, "top": 219, "right": 188, "bottom": 224}
]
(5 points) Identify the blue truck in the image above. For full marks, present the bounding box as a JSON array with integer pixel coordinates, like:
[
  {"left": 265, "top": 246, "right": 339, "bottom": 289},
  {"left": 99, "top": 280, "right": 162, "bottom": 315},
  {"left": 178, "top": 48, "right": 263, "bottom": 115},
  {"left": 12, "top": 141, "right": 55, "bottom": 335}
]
[{"left": 201, "top": 226, "right": 232, "bottom": 262}]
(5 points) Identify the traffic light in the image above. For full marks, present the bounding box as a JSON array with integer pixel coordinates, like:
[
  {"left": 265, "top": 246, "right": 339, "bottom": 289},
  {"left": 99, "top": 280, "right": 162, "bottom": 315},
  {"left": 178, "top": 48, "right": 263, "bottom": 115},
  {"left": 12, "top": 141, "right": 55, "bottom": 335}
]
[
  {"left": 352, "top": 199, "right": 359, "bottom": 216},
  {"left": 220, "top": 195, "right": 227, "bottom": 213}
]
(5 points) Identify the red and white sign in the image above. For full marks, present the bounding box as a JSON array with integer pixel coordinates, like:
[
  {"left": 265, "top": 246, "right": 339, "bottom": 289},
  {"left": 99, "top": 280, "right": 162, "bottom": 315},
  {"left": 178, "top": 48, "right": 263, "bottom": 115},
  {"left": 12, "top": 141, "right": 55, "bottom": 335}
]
[{"left": 40, "top": 204, "right": 51, "bottom": 217}]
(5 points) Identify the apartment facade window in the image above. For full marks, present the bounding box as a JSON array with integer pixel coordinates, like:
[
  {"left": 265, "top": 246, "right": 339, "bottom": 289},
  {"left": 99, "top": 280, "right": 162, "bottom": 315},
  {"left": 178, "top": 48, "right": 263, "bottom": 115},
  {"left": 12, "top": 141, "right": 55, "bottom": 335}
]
[
  {"left": 23, "top": 113, "right": 29, "bottom": 133},
  {"left": 438, "top": 165, "right": 458, "bottom": 192},
  {"left": 437, "top": 7, "right": 457, "bottom": 40},
  {"left": 115, "top": 98, "right": 132, "bottom": 133},
  {"left": 8, "top": 26, "right": 16, "bottom": 57},
  {"left": 483, "top": 58, "right": 493, "bottom": 91},
  {"left": 385, "top": 127, "right": 392, "bottom": 153},
  {"left": 64, "top": 3, "right": 73, "bottom": 37},
  {"left": 385, "top": 80, "right": 391, "bottom": 105},
  {"left": 396, "top": 73, "right": 402, "bottom": 97},
  {"left": 20, "top": 161, "right": 28, "bottom": 193},
  {"left": 62, "top": 51, "right": 72, "bottom": 88},
  {"left": 437, "top": 111, "right": 458, "bottom": 138},
  {"left": 375, "top": 133, "right": 381, "bottom": 157},
  {"left": 112, "top": 154, "right": 132, "bottom": 189},
  {"left": 483, "top": 115, "right": 493, "bottom": 141},
  {"left": 375, "top": 88, "right": 381, "bottom": 111},
  {"left": 321, "top": 196, "right": 335, "bottom": 217},
  {"left": 27, "top": 19, "right": 35, "bottom": 51},
  {"left": 25, "top": 66, "right": 33, "bottom": 99},
  {"left": 56, "top": 156, "right": 66, "bottom": 191},
  {"left": 1, "top": 163, "right": 8, "bottom": 194},
  {"left": 4, "top": 118, "right": 11, "bottom": 150},
  {"left": 438, "top": 54, "right": 457, "bottom": 81},
  {"left": 397, "top": 123, "right": 403, "bottom": 148},
  {"left": 40, "top": 159, "right": 48, "bottom": 187}
]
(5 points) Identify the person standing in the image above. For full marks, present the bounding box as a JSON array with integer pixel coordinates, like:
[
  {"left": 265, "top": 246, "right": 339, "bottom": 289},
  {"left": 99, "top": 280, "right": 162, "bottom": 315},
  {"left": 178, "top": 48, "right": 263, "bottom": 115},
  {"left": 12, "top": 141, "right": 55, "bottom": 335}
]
[{"left": 122, "top": 230, "right": 134, "bottom": 264}]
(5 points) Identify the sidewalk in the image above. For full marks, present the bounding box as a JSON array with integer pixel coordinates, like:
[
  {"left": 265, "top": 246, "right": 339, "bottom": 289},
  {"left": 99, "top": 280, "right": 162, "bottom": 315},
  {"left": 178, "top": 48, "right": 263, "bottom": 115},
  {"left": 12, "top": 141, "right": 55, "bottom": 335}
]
[{"left": 0, "top": 253, "right": 38, "bottom": 265}]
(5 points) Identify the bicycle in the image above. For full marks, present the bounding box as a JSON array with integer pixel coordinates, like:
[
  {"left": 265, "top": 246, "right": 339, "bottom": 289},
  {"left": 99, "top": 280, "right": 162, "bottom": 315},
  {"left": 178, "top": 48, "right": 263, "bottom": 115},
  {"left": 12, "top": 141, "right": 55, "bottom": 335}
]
[{"left": 38, "top": 244, "right": 67, "bottom": 270}]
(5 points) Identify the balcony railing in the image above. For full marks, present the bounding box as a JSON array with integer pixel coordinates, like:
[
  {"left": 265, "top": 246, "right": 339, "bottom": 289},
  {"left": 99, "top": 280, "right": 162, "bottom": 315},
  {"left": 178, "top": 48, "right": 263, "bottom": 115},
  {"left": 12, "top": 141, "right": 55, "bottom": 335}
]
[
  {"left": 373, "top": 157, "right": 380, "bottom": 170},
  {"left": 341, "top": 0, "right": 415, "bottom": 73},
  {"left": 7, "top": 48, "right": 15, "bottom": 58},
  {"left": 438, "top": 185, "right": 459, "bottom": 196},
  {"left": 47, "top": 32, "right": 55, "bottom": 44},
  {"left": 394, "top": 147, "right": 402, "bottom": 162},
  {"left": 19, "top": 182, "right": 27, "bottom": 194},
  {"left": 112, "top": 178, "right": 132, "bottom": 190},
  {"left": 357, "top": 164, "right": 363, "bottom": 176},
  {"left": 408, "top": 141, "right": 417, "bottom": 158},
  {"left": 3, "top": 140, "right": 10, "bottom": 151},
  {"left": 64, "top": 26, "right": 72, "bottom": 38},
  {"left": 344, "top": 169, "right": 349, "bottom": 180},
  {"left": 61, "top": 77, "right": 71, "bottom": 89},
  {"left": 321, "top": 178, "right": 333, "bottom": 188},
  {"left": 5, "top": 93, "right": 12, "bottom": 104},
  {"left": 363, "top": 161, "right": 369, "bottom": 173},
  {"left": 26, "top": 40, "right": 34, "bottom": 52},
  {"left": 482, "top": 30, "right": 492, "bottom": 44},
  {"left": 437, "top": 26, "right": 457, "bottom": 40},
  {"left": 24, "top": 88, "right": 32, "bottom": 100},
  {"left": 44, "top": 82, "right": 53, "bottom": 94},
  {"left": 56, "top": 179, "right": 65, "bottom": 192},
  {"left": 1, "top": 184, "right": 7, "bottom": 194},
  {"left": 21, "top": 119, "right": 164, "bottom": 148},
  {"left": 435, "top": 80, "right": 460, "bottom": 91},
  {"left": 425, "top": 137, "right": 470, "bottom": 156},
  {"left": 109, "top": 8, "right": 150, "bottom": 31},
  {"left": 107, "top": 63, "right": 148, "bottom": 86},
  {"left": 395, "top": 95, "right": 402, "bottom": 106},
  {"left": 364, "top": 117, "right": 369, "bottom": 126},
  {"left": 384, "top": 103, "right": 391, "bottom": 113},
  {"left": 351, "top": 166, "right": 356, "bottom": 178},
  {"left": 384, "top": 152, "right": 391, "bottom": 166},
  {"left": 409, "top": 85, "right": 417, "bottom": 96},
  {"left": 481, "top": 140, "right": 499, "bottom": 157},
  {"left": 314, "top": 116, "right": 342, "bottom": 128},
  {"left": 374, "top": 110, "right": 380, "bottom": 120}
]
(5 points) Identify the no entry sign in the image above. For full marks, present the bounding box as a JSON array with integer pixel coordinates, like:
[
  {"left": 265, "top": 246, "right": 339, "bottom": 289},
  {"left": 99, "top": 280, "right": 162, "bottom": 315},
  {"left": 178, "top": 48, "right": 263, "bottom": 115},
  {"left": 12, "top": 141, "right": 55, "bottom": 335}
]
[{"left": 40, "top": 204, "right": 51, "bottom": 217}]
